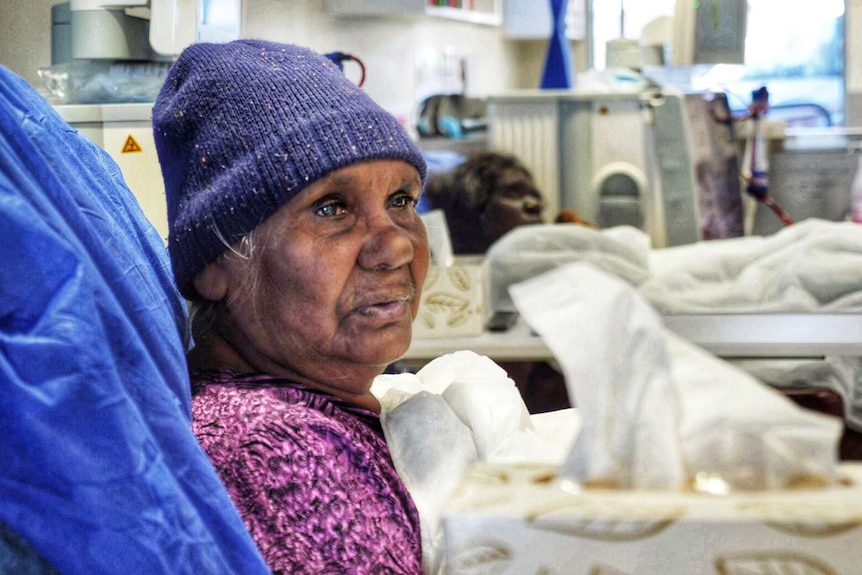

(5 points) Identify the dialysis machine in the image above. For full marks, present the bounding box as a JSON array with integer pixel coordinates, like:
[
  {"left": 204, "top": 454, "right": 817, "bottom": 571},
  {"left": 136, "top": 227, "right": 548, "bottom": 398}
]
[
  {"left": 487, "top": 88, "right": 745, "bottom": 249},
  {"left": 50, "top": 0, "right": 243, "bottom": 242},
  {"left": 485, "top": 0, "right": 750, "bottom": 248}
]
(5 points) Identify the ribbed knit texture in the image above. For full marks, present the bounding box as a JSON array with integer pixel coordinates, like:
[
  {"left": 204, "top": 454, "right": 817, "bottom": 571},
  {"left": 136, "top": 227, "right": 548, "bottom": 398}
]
[{"left": 153, "top": 40, "right": 426, "bottom": 299}]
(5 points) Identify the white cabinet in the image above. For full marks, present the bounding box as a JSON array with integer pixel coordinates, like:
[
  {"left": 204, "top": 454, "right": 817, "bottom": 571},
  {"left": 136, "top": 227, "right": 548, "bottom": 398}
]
[
  {"left": 325, "top": 0, "right": 502, "bottom": 26},
  {"left": 54, "top": 103, "right": 169, "bottom": 242},
  {"left": 503, "top": 0, "right": 586, "bottom": 40}
]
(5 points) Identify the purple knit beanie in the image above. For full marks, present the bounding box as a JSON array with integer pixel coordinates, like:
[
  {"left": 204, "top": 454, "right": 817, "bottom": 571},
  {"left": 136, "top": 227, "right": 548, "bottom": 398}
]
[{"left": 153, "top": 39, "right": 427, "bottom": 300}]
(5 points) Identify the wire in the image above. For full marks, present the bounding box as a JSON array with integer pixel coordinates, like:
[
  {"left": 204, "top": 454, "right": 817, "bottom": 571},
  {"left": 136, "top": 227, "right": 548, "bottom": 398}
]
[
  {"left": 323, "top": 52, "right": 367, "bottom": 88},
  {"left": 343, "top": 54, "right": 366, "bottom": 88},
  {"left": 762, "top": 195, "right": 795, "bottom": 226}
]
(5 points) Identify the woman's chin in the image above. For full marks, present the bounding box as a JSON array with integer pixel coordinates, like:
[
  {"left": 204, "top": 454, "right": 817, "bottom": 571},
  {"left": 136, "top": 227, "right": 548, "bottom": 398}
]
[{"left": 343, "top": 324, "right": 413, "bottom": 368}]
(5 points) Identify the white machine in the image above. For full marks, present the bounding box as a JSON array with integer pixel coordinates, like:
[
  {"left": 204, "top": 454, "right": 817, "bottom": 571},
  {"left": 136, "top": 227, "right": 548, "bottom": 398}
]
[
  {"left": 53, "top": 0, "right": 243, "bottom": 242},
  {"left": 670, "top": 0, "right": 747, "bottom": 67},
  {"left": 66, "top": 0, "right": 242, "bottom": 60},
  {"left": 487, "top": 88, "right": 744, "bottom": 249}
]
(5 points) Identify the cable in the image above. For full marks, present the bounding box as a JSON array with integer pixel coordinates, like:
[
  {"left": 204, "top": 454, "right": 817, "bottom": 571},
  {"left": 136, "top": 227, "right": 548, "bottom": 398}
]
[{"left": 324, "top": 52, "right": 367, "bottom": 88}]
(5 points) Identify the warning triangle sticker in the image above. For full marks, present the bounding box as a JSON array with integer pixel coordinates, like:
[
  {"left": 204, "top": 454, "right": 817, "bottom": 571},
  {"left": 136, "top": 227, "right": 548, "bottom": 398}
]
[{"left": 122, "top": 135, "right": 143, "bottom": 154}]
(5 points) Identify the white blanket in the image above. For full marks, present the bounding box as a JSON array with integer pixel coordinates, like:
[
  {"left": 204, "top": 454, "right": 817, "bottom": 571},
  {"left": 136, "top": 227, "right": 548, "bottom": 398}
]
[
  {"left": 639, "top": 218, "right": 862, "bottom": 314},
  {"left": 637, "top": 218, "right": 862, "bottom": 431}
]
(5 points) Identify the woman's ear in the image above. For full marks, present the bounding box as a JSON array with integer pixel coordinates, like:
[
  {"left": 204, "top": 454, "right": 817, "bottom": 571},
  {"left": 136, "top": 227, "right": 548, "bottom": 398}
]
[{"left": 193, "top": 260, "right": 229, "bottom": 302}]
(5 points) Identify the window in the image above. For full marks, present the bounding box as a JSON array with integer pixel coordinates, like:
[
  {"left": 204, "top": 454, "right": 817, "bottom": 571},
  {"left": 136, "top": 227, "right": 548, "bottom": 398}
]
[{"left": 590, "top": 0, "right": 846, "bottom": 126}]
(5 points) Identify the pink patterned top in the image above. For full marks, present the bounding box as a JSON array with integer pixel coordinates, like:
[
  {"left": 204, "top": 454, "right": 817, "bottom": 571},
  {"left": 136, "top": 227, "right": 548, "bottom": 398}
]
[{"left": 191, "top": 371, "right": 423, "bottom": 574}]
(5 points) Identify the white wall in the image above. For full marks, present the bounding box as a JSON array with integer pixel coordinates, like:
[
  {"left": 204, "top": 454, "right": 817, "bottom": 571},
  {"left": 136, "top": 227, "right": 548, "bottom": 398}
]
[
  {"left": 0, "top": 0, "right": 539, "bottom": 123},
  {"left": 0, "top": 0, "right": 55, "bottom": 89},
  {"left": 0, "top": 1, "right": 856, "bottom": 124},
  {"left": 242, "top": 0, "right": 523, "bottom": 121}
]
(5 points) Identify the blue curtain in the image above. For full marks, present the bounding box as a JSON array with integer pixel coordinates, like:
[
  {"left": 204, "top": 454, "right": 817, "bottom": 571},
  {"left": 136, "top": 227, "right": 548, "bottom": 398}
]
[{"left": 0, "top": 65, "right": 267, "bottom": 574}]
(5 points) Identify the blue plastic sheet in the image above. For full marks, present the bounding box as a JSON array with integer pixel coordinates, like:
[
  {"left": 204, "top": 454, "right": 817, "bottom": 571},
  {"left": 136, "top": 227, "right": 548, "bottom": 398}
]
[{"left": 0, "top": 66, "right": 268, "bottom": 574}]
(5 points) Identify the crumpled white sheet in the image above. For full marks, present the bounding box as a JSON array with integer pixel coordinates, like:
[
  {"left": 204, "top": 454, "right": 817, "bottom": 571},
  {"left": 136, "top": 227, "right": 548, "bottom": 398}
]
[
  {"left": 487, "top": 223, "right": 652, "bottom": 314},
  {"left": 491, "top": 219, "right": 862, "bottom": 428},
  {"left": 372, "top": 352, "right": 576, "bottom": 575},
  {"left": 509, "top": 260, "right": 684, "bottom": 490},
  {"left": 510, "top": 262, "right": 842, "bottom": 492},
  {"left": 640, "top": 218, "right": 862, "bottom": 314},
  {"left": 489, "top": 218, "right": 862, "bottom": 315},
  {"left": 637, "top": 218, "right": 862, "bottom": 431}
]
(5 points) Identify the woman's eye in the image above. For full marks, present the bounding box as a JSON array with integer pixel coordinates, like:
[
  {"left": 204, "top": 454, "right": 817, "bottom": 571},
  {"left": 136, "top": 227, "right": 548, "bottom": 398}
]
[
  {"left": 314, "top": 199, "right": 347, "bottom": 217},
  {"left": 390, "top": 192, "right": 419, "bottom": 210}
]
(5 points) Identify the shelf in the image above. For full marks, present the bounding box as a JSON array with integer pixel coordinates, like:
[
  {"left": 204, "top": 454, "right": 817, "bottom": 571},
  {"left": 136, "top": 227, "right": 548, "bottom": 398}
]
[
  {"left": 504, "top": 0, "right": 587, "bottom": 40},
  {"left": 326, "top": 0, "right": 502, "bottom": 26},
  {"left": 426, "top": 4, "right": 502, "bottom": 25}
]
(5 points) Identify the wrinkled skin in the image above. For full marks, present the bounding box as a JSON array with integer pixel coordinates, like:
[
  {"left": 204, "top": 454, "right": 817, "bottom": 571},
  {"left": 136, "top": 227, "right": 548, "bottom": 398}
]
[{"left": 190, "top": 159, "right": 429, "bottom": 411}]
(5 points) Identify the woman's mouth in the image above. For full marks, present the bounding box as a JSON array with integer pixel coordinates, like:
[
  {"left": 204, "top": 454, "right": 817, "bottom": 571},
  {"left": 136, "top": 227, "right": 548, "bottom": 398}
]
[{"left": 355, "top": 298, "right": 411, "bottom": 320}]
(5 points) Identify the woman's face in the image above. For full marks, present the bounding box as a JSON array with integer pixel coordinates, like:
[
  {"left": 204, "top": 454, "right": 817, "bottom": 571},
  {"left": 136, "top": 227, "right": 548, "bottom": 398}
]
[
  {"left": 482, "top": 170, "right": 545, "bottom": 246},
  {"left": 201, "top": 159, "right": 428, "bottom": 403}
]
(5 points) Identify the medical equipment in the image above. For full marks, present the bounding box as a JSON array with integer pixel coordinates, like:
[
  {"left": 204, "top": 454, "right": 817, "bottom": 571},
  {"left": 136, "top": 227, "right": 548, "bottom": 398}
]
[
  {"left": 487, "top": 88, "right": 745, "bottom": 249},
  {"left": 324, "top": 52, "right": 367, "bottom": 87},
  {"left": 753, "top": 130, "right": 862, "bottom": 236},
  {"left": 65, "top": 0, "right": 242, "bottom": 61},
  {"left": 50, "top": 1, "right": 243, "bottom": 242},
  {"left": 852, "top": 151, "right": 862, "bottom": 223},
  {"left": 670, "top": 0, "right": 748, "bottom": 66},
  {"left": 48, "top": 1, "right": 242, "bottom": 101}
]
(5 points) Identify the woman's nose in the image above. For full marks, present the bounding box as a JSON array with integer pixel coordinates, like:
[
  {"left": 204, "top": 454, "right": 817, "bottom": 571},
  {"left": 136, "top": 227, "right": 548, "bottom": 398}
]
[{"left": 358, "top": 214, "right": 417, "bottom": 271}]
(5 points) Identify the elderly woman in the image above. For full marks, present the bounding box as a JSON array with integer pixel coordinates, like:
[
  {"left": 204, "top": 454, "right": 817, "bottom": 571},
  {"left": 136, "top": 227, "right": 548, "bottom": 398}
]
[{"left": 153, "top": 40, "right": 428, "bottom": 573}]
